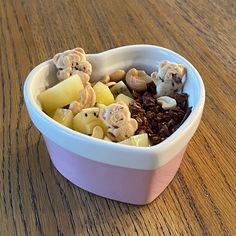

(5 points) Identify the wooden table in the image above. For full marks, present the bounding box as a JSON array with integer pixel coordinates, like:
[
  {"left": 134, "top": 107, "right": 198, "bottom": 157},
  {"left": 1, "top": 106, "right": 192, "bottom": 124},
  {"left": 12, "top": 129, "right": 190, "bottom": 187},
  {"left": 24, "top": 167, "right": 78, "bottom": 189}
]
[{"left": 1, "top": 0, "right": 235, "bottom": 235}]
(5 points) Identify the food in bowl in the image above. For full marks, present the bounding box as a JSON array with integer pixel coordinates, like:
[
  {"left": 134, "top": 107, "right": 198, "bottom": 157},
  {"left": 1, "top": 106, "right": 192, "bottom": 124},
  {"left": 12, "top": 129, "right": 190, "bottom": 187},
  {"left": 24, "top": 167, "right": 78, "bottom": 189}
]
[{"left": 38, "top": 47, "right": 191, "bottom": 146}]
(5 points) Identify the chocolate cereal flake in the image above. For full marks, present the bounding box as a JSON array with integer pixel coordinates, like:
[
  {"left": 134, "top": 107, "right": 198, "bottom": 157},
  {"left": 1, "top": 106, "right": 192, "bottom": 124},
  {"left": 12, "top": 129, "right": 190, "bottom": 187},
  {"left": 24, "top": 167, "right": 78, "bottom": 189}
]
[{"left": 129, "top": 91, "right": 192, "bottom": 145}]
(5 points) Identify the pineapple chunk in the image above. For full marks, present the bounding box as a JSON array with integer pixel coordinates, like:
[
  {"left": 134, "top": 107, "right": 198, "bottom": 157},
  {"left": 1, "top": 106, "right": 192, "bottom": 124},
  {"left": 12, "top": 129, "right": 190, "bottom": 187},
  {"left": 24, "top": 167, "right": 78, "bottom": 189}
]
[
  {"left": 115, "top": 94, "right": 134, "bottom": 105},
  {"left": 93, "top": 81, "right": 114, "bottom": 105},
  {"left": 73, "top": 107, "right": 106, "bottom": 135},
  {"left": 95, "top": 103, "right": 106, "bottom": 109},
  {"left": 52, "top": 108, "right": 74, "bottom": 128},
  {"left": 38, "top": 74, "right": 84, "bottom": 114},
  {"left": 119, "top": 133, "right": 150, "bottom": 147}
]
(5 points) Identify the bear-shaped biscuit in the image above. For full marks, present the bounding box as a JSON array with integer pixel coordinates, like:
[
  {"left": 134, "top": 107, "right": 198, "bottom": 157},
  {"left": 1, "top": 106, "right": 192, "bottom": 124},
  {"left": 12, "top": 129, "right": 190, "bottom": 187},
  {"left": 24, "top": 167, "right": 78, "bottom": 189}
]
[
  {"left": 151, "top": 60, "right": 186, "bottom": 96},
  {"left": 53, "top": 47, "right": 92, "bottom": 81},
  {"left": 99, "top": 102, "right": 138, "bottom": 142}
]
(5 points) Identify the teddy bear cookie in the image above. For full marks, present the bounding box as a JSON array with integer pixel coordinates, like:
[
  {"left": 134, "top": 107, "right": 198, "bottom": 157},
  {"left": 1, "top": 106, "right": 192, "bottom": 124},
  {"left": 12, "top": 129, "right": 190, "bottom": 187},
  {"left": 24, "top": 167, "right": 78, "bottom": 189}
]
[
  {"left": 151, "top": 60, "right": 187, "bottom": 96},
  {"left": 99, "top": 101, "right": 138, "bottom": 142},
  {"left": 53, "top": 47, "right": 92, "bottom": 85}
]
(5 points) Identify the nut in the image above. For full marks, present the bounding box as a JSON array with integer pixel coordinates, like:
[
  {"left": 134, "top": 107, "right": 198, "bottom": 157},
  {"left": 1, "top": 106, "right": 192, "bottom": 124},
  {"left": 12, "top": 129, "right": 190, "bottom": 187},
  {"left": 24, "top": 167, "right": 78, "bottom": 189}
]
[
  {"left": 69, "top": 84, "right": 96, "bottom": 114},
  {"left": 125, "top": 68, "right": 152, "bottom": 92},
  {"left": 100, "top": 76, "right": 116, "bottom": 87},
  {"left": 92, "top": 126, "right": 104, "bottom": 139},
  {"left": 99, "top": 101, "right": 138, "bottom": 142},
  {"left": 151, "top": 60, "right": 186, "bottom": 96},
  {"left": 69, "top": 101, "right": 82, "bottom": 114},
  {"left": 157, "top": 96, "right": 177, "bottom": 110},
  {"left": 100, "top": 75, "right": 110, "bottom": 84},
  {"left": 109, "top": 69, "right": 126, "bottom": 82}
]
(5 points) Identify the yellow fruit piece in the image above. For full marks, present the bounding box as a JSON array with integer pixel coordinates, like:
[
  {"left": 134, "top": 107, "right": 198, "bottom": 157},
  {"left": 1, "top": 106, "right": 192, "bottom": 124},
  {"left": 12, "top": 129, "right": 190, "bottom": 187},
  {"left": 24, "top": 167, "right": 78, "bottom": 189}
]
[
  {"left": 52, "top": 108, "right": 74, "bottom": 128},
  {"left": 38, "top": 74, "right": 84, "bottom": 114},
  {"left": 93, "top": 81, "right": 115, "bottom": 105},
  {"left": 95, "top": 103, "right": 106, "bottom": 109},
  {"left": 119, "top": 133, "right": 150, "bottom": 147},
  {"left": 115, "top": 93, "right": 134, "bottom": 105},
  {"left": 73, "top": 107, "right": 107, "bottom": 135}
]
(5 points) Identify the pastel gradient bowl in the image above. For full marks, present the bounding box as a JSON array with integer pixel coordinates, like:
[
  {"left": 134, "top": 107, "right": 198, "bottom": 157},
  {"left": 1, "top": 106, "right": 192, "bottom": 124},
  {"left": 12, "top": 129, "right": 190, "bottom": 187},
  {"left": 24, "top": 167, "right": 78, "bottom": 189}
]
[{"left": 23, "top": 45, "right": 205, "bottom": 205}]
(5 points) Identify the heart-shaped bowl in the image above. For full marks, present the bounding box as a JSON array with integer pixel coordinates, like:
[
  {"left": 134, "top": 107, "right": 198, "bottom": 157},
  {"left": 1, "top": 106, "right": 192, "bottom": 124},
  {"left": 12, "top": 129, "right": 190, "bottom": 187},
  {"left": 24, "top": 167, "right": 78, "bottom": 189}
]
[{"left": 24, "top": 45, "right": 205, "bottom": 205}]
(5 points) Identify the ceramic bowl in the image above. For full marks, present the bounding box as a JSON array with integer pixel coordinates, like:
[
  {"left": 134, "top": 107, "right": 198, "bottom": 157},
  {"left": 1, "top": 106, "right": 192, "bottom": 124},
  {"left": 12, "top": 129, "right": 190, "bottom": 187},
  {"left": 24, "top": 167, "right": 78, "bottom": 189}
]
[{"left": 24, "top": 45, "right": 205, "bottom": 205}]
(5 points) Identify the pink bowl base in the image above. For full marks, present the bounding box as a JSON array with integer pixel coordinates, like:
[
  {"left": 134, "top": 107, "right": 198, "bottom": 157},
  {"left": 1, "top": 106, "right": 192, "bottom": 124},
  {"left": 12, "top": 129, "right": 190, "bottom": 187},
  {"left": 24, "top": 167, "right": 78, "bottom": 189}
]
[{"left": 44, "top": 136, "right": 186, "bottom": 205}]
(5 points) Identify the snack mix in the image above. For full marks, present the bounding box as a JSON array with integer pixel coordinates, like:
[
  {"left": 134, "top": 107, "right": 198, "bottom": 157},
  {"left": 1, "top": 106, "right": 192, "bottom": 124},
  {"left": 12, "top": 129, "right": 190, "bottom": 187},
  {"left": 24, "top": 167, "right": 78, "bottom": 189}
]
[{"left": 38, "top": 47, "right": 192, "bottom": 147}]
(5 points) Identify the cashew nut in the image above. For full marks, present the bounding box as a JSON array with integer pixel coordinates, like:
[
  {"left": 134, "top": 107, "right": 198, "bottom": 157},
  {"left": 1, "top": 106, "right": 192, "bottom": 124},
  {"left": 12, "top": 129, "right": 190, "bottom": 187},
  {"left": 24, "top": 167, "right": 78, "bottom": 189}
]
[
  {"left": 110, "top": 69, "right": 126, "bottom": 82},
  {"left": 100, "top": 75, "right": 110, "bottom": 84},
  {"left": 100, "top": 75, "right": 116, "bottom": 87},
  {"left": 125, "top": 68, "right": 152, "bottom": 92},
  {"left": 157, "top": 96, "right": 177, "bottom": 110},
  {"left": 92, "top": 126, "right": 104, "bottom": 139},
  {"left": 69, "top": 101, "right": 82, "bottom": 114}
]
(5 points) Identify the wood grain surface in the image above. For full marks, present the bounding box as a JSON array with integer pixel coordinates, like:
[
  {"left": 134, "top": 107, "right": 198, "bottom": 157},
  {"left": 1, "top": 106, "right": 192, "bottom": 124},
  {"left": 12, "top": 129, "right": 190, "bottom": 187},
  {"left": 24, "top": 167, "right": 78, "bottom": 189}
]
[{"left": 1, "top": 0, "right": 236, "bottom": 235}]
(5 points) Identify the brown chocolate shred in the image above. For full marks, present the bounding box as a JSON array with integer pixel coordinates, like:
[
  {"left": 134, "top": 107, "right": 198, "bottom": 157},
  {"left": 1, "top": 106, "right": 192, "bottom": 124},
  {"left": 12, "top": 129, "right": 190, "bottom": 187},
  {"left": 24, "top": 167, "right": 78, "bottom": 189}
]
[{"left": 129, "top": 82, "right": 192, "bottom": 145}]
